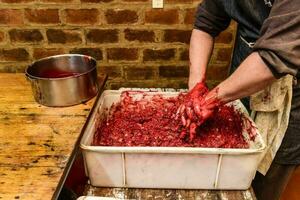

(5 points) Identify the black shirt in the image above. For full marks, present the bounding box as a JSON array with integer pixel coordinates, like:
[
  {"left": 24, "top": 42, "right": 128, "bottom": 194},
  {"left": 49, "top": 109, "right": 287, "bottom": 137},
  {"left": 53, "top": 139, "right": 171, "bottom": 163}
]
[{"left": 194, "top": 0, "right": 300, "bottom": 78}]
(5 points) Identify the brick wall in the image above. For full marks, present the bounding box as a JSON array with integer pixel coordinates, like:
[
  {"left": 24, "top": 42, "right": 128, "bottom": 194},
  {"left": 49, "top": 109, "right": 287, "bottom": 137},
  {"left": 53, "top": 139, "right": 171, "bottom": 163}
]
[{"left": 0, "top": 0, "right": 236, "bottom": 89}]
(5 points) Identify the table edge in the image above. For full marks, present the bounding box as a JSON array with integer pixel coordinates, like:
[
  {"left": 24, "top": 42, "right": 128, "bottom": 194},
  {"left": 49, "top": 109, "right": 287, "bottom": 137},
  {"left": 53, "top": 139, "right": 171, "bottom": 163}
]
[{"left": 52, "top": 75, "right": 108, "bottom": 200}]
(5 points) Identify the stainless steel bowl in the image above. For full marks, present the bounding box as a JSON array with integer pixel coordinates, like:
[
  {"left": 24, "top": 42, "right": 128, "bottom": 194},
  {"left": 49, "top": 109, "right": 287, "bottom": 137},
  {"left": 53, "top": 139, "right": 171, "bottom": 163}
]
[{"left": 26, "top": 54, "right": 99, "bottom": 107}]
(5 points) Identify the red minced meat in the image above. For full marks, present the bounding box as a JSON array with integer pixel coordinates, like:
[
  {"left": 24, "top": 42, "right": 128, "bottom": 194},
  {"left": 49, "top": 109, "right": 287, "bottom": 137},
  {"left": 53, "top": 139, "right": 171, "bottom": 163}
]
[{"left": 92, "top": 91, "right": 255, "bottom": 148}]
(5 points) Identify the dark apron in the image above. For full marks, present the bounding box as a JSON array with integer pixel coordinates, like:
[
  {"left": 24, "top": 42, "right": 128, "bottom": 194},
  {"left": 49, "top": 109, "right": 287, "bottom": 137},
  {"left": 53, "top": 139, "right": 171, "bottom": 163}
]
[{"left": 274, "top": 82, "right": 300, "bottom": 165}]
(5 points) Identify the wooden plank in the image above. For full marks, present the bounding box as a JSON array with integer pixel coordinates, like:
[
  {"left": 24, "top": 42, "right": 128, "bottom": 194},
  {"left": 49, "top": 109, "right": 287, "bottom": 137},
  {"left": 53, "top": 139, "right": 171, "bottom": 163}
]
[
  {"left": 0, "top": 166, "right": 62, "bottom": 200},
  {"left": 0, "top": 103, "right": 93, "bottom": 116},
  {"left": 0, "top": 73, "right": 101, "bottom": 200},
  {"left": 0, "top": 116, "right": 87, "bottom": 167}
]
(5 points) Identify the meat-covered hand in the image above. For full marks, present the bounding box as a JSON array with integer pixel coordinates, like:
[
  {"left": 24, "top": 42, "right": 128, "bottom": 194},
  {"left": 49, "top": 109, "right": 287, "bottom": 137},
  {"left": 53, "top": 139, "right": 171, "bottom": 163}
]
[{"left": 176, "top": 82, "right": 220, "bottom": 141}]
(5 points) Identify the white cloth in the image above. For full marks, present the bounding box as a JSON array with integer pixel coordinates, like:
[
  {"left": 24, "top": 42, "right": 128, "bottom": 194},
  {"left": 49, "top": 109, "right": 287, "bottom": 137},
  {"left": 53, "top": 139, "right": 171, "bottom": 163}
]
[{"left": 250, "top": 75, "right": 293, "bottom": 175}]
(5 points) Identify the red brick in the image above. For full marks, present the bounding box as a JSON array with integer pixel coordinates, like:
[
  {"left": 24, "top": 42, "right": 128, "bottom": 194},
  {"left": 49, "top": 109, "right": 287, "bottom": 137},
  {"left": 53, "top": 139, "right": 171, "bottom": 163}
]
[
  {"left": 107, "top": 81, "right": 126, "bottom": 90},
  {"left": 177, "top": 81, "right": 188, "bottom": 88},
  {"left": 0, "top": 32, "right": 4, "bottom": 42},
  {"left": 125, "top": 67, "right": 156, "bottom": 80},
  {"left": 105, "top": 10, "right": 138, "bottom": 24},
  {"left": 33, "top": 48, "right": 64, "bottom": 59},
  {"left": 164, "top": 29, "right": 191, "bottom": 44},
  {"left": 143, "top": 49, "right": 175, "bottom": 61},
  {"left": 151, "top": 80, "right": 188, "bottom": 89},
  {"left": 145, "top": 10, "right": 178, "bottom": 25},
  {"left": 216, "top": 48, "right": 232, "bottom": 62},
  {"left": 215, "top": 31, "right": 233, "bottom": 44},
  {"left": 46, "top": 29, "right": 82, "bottom": 44},
  {"left": 0, "top": 9, "right": 23, "bottom": 25},
  {"left": 180, "top": 49, "right": 189, "bottom": 61},
  {"left": 0, "top": 64, "right": 27, "bottom": 73},
  {"left": 108, "top": 80, "right": 158, "bottom": 90},
  {"left": 124, "top": 29, "right": 155, "bottom": 42},
  {"left": 81, "top": 0, "right": 112, "bottom": 2},
  {"left": 9, "top": 29, "right": 43, "bottom": 43},
  {"left": 159, "top": 65, "right": 189, "bottom": 78},
  {"left": 108, "top": 79, "right": 189, "bottom": 90},
  {"left": 25, "top": 9, "right": 60, "bottom": 24},
  {"left": 86, "top": 29, "right": 118, "bottom": 43},
  {"left": 184, "top": 8, "right": 196, "bottom": 24},
  {"left": 1, "top": 48, "right": 29, "bottom": 61},
  {"left": 107, "top": 48, "right": 138, "bottom": 61},
  {"left": 65, "top": 9, "right": 99, "bottom": 25},
  {"left": 98, "top": 66, "right": 122, "bottom": 78},
  {"left": 109, "top": 79, "right": 185, "bottom": 89},
  {"left": 207, "top": 65, "right": 229, "bottom": 81},
  {"left": 70, "top": 48, "right": 103, "bottom": 60}
]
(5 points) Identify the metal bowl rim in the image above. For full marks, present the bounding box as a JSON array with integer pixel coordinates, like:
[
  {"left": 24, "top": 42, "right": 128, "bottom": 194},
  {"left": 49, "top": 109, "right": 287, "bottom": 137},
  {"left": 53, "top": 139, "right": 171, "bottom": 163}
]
[{"left": 25, "top": 54, "right": 97, "bottom": 80}]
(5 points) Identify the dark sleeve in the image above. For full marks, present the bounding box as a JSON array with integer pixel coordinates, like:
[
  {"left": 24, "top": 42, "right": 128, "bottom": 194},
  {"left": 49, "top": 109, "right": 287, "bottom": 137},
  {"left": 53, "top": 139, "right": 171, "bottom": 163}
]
[
  {"left": 253, "top": 0, "right": 300, "bottom": 78},
  {"left": 194, "top": 0, "right": 231, "bottom": 37}
]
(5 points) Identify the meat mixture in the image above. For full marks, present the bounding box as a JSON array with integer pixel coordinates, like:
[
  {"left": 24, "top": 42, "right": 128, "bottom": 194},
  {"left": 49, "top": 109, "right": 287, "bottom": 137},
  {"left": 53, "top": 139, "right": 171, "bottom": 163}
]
[{"left": 92, "top": 90, "right": 256, "bottom": 148}]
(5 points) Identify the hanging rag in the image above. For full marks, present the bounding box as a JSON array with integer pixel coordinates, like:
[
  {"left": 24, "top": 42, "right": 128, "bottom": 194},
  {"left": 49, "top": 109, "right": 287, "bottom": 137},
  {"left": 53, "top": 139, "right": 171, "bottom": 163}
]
[{"left": 250, "top": 75, "right": 293, "bottom": 175}]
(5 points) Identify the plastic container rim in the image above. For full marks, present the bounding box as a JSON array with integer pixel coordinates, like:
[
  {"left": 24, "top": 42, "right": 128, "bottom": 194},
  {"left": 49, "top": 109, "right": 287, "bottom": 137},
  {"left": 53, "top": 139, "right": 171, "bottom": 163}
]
[
  {"left": 80, "top": 89, "right": 266, "bottom": 155},
  {"left": 26, "top": 54, "right": 97, "bottom": 81}
]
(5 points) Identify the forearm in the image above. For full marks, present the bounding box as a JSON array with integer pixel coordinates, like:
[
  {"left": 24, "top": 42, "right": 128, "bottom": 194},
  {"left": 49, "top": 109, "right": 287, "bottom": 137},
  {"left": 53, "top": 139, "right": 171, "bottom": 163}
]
[
  {"left": 189, "top": 29, "right": 214, "bottom": 89},
  {"left": 208, "top": 52, "right": 276, "bottom": 104}
]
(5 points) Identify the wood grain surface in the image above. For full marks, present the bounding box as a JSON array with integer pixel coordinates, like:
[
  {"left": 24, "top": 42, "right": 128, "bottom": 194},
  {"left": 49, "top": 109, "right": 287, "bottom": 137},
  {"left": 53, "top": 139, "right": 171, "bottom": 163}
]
[
  {"left": 0, "top": 73, "right": 98, "bottom": 200},
  {"left": 0, "top": 73, "right": 256, "bottom": 200}
]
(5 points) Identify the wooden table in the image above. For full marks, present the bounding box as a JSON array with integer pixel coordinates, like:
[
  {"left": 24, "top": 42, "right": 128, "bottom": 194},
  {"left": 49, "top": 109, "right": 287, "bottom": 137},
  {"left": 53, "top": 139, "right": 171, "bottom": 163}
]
[
  {"left": 0, "top": 73, "right": 106, "bottom": 200},
  {"left": 0, "top": 73, "right": 256, "bottom": 200}
]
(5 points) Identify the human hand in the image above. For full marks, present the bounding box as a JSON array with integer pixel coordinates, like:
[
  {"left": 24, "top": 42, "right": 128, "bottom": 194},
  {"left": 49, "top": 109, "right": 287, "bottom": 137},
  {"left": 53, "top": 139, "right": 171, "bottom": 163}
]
[{"left": 176, "top": 82, "right": 220, "bottom": 140}]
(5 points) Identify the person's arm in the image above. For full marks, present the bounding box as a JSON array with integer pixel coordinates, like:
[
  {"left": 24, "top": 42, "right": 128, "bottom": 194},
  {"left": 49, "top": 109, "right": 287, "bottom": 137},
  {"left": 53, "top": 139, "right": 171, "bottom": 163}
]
[
  {"left": 206, "top": 0, "right": 300, "bottom": 105},
  {"left": 189, "top": 0, "right": 231, "bottom": 89},
  {"left": 189, "top": 29, "right": 214, "bottom": 89},
  {"left": 178, "top": 51, "right": 276, "bottom": 140},
  {"left": 253, "top": 0, "right": 300, "bottom": 78},
  {"left": 206, "top": 52, "right": 276, "bottom": 104},
  {"left": 179, "top": 0, "right": 299, "bottom": 140}
]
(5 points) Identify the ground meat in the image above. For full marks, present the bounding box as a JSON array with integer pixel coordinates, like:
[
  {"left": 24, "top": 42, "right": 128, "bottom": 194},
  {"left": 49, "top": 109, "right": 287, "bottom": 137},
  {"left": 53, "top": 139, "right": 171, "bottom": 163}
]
[{"left": 92, "top": 91, "right": 254, "bottom": 148}]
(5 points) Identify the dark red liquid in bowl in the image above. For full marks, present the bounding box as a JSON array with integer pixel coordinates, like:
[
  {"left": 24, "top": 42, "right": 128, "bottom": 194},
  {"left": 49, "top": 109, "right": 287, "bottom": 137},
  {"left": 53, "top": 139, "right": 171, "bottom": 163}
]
[{"left": 39, "top": 69, "right": 80, "bottom": 78}]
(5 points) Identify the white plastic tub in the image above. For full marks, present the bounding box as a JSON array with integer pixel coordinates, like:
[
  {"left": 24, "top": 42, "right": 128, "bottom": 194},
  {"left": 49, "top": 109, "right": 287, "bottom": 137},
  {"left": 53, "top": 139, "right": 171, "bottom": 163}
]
[{"left": 80, "top": 89, "right": 265, "bottom": 190}]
